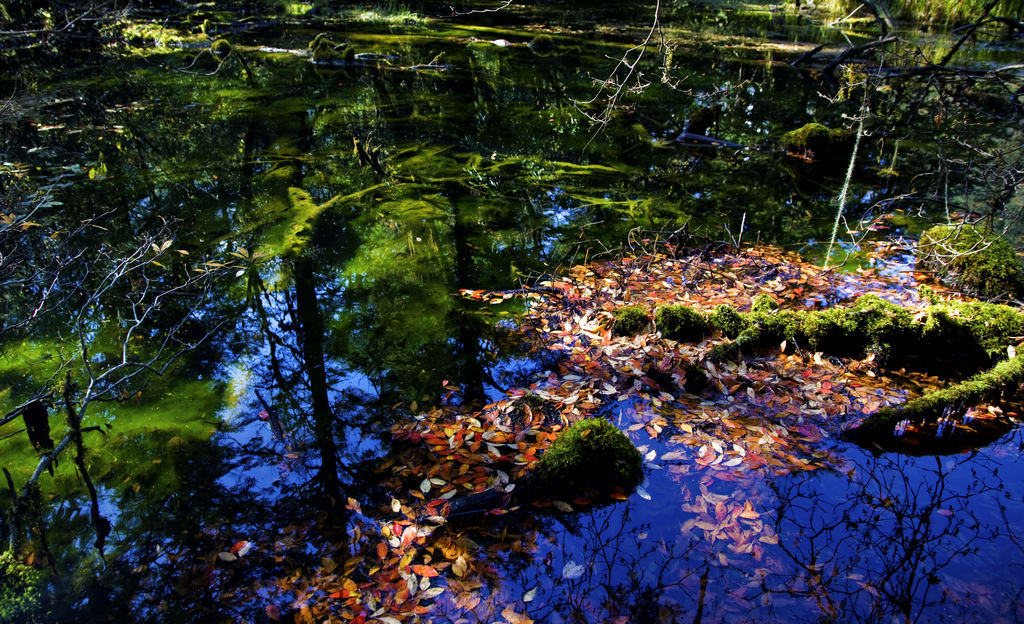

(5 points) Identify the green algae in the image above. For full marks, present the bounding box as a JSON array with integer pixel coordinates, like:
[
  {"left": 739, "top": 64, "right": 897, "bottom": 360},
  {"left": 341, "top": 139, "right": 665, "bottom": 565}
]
[{"left": 1, "top": 378, "right": 225, "bottom": 501}]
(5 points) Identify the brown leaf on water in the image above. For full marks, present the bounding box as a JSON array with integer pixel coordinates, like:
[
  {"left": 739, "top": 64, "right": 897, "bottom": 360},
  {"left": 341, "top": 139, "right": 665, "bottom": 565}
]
[{"left": 502, "top": 605, "right": 535, "bottom": 624}]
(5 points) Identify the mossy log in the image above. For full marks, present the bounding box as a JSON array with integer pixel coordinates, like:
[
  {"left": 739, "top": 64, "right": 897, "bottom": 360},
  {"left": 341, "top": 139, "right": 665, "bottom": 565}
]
[
  {"left": 845, "top": 354, "right": 1024, "bottom": 444},
  {"left": 626, "top": 295, "right": 1024, "bottom": 445},
  {"left": 706, "top": 293, "right": 1022, "bottom": 367}
]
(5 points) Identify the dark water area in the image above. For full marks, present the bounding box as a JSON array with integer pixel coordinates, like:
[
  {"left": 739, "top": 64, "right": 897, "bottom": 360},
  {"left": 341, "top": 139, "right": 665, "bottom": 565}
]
[{"left": 1, "top": 1, "right": 1023, "bottom": 622}]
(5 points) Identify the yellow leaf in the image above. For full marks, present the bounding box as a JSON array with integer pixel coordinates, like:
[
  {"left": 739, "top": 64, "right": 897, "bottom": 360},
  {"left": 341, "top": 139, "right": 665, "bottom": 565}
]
[
  {"left": 421, "top": 586, "right": 445, "bottom": 599},
  {"left": 452, "top": 555, "right": 468, "bottom": 577}
]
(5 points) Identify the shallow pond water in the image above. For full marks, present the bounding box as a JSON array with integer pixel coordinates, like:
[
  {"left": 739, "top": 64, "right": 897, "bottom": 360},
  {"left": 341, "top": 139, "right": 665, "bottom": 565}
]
[{"left": 1, "top": 1, "right": 1022, "bottom": 622}]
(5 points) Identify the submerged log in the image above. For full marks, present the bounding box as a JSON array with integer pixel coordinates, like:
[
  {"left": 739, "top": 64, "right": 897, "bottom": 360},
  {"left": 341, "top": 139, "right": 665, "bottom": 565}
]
[{"left": 844, "top": 353, "right": 1024, "bottom": 446}]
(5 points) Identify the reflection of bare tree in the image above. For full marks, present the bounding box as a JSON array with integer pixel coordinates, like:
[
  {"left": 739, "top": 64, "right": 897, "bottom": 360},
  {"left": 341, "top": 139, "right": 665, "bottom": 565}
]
[
  {"left": 767, "top": 442, "right": 1023, "bottom": 623},
  {"left": 0, "top": 213, "right": 233, "bottom": 560},
  {"left": 496, "top": 503, "right": 703, "bottom": 623}
]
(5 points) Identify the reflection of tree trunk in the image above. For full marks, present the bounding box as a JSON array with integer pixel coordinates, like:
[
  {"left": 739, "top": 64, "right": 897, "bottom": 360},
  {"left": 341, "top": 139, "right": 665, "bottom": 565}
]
[
  {"left": 292, "top": 257, "right": 342, "bottom": 507},
  {"left": 449, "top": 185, "right": 486, "bottom": 405}
]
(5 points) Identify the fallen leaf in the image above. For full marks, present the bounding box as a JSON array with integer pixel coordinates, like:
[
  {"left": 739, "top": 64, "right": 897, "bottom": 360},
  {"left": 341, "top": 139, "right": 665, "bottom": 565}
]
[
  {"left": 502, "top": 605, "right": 534, "bottom": 624},
  {"left": 421, "top": 586, "right": 445, "bottom": 599},
  {"left": 411, "top": 564, "right": 439, "bottom": 577},
  {"left": 562, "top": 560, "right": 585, "bottom": 579},
  {"left": 553, "top": 500, "right": 574, "bottom": 512}
]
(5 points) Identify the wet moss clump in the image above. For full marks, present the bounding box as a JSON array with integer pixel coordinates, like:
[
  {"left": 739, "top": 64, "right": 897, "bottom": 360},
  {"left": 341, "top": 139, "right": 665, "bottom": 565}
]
[
  {"left": 917, "top": 224, "right": 1024, "bottom": 299},
  {"left": 536, "top": 417, "right": 642, "bottom": 492},
  {"left": 750, "top": 293, "right": 779, "bottom": 314},
  {"left": 211, "top": 38, "right": 231, "bottom": 59},
  {"left": 710, "top": 304, "right": 748, "bottom": 338},
  {"left": 0, "top": 551, "right": 47, "bottom": 624},
  {"left": 781, "top": 122, "right": 854, "bottom": 163},
  {"left": 612, "top": 305, "right": 649, "bottom": 336},
  {"left": 308, "top": 33, "right": 354, "bottom": 64},
  {"left": 528, "top": 34, "right": 554, "bottom": 56},
  {"left": 656, "top": 304, "right": 709, "bottom": 341},
  {"left": 921, "top": 297, "right": 1024, "bottom": 361}
]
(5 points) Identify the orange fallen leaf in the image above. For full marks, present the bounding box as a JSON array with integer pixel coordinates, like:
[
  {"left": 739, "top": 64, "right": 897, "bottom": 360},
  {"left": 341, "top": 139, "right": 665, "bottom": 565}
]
[{"left": 411, "top": 564, "right": 439, "bottom": 577}]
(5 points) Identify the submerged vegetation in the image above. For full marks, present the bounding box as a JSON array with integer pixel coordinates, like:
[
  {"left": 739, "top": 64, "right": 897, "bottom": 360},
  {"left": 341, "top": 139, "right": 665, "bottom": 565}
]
[
  {"left": 0, "top": 550, "right": 47, "bottom": 624},
  {"left": 821, "top": 0, "right": 1024, "bottom": 24}
]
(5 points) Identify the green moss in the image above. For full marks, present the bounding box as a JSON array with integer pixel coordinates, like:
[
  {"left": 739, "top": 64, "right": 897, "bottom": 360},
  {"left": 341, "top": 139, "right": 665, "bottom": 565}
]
[
  {"left": 0, "top": 550, "right": 47, "bottom": 624},
  {"left": 802, "top": 294, "right": 916, "bottom": 356},
  {"left": 308, "top": 33, "right": 354, "bottom": 64},
  {"left": 802, "top": 307, "right": 858, "bottom": 352},
  {"left": 921, "top": 299, "right": 1024, "bottom": 360},
  {"left": 849, "top": 352, "right": 1024, "bottom": 443},
  {"left": 612, "top": 305, "right": 649, "bottom": 336},
  {"left": 708, "top": 301, "right": 800, "bottom": 363},
  {"left": 655, "top": 305, "right": 709, "bottom": 342},
  {"left": 536, "top": 418, "right": 642, "bottom": 492},
  {"left": 750, "top": 294, "right": 779, "bottom": 314},
  {"left": 917, "top": 224, "right": 1024, "bottom": 299},
  {"left": 709, "top": 304, "right": 748, "bottom": 338},
  {"left": 528, "top": 34, "right": 554, "bottom": 56},
  {"left": 781, "top": 122, "right": 854, "bottom": 163},
  {"left": 850, "top": 294, "right": 915, "bottom": 340},
  {"left": 755, "top": 309, "right": 805, "bottom": 343},
  {"left": 210, "top": 38, "right": 231, "bottom": 59}
]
